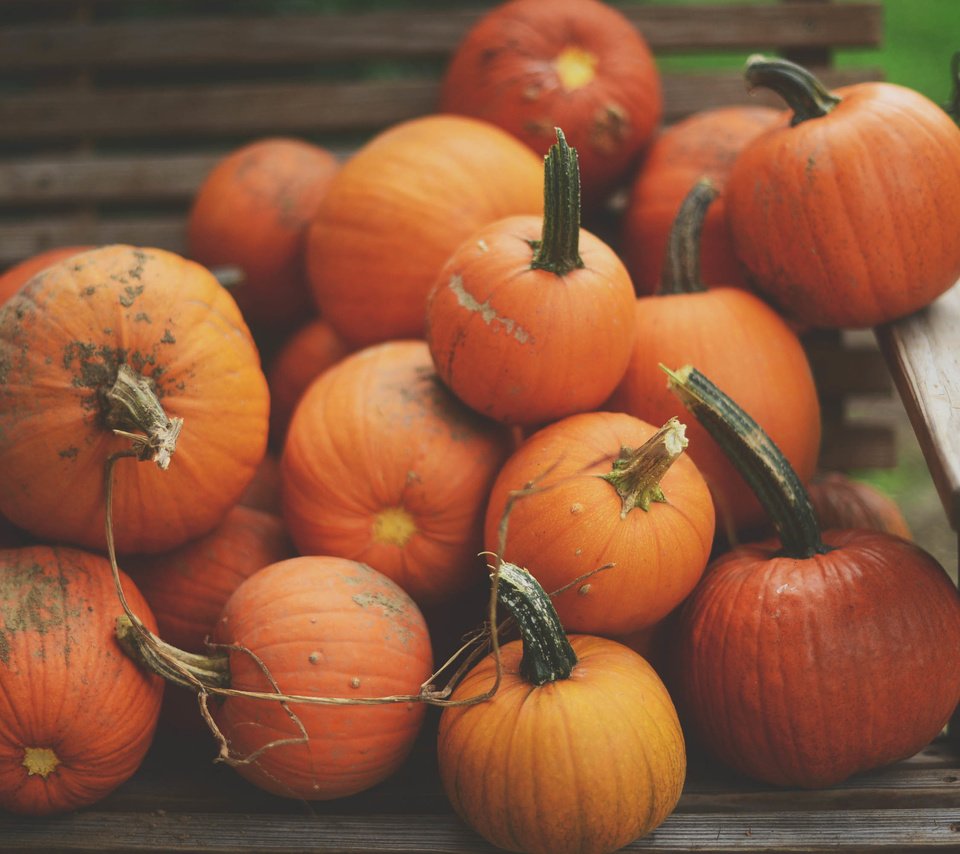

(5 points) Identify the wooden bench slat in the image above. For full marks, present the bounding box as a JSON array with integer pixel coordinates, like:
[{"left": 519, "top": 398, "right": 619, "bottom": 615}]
[
  {"left": 0, "top": 68, "right": 882, "bottom": 143},
  {"left": 818, "top": 421, "right": 898, "bottom": 471},
  {"left": 0, "top": 4, "right": 883, "bottom": 71},
  {"left": 876, "top": 281, "right": 960, "bottom": 530}
]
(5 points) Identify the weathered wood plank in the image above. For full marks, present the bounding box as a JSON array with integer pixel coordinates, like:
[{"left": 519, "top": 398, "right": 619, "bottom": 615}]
[
  {"left": 806, "top": 337, "right": 893, "bottom": 400},
  {"left": 0, "top": 4, "right": 883, "bottom": 71},
  {"left": 0, "top": 69, "right": 882, "bottom": 143},
  {"left": 876, "top": 281, "right": 960, "bottom": 531}
]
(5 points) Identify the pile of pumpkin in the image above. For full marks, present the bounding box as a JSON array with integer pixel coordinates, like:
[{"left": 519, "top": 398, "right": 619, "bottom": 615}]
[{"left": 2, "top": 0, "right": 960, "bottom": 851}]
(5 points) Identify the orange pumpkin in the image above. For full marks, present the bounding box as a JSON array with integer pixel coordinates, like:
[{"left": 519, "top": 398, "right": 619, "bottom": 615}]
[
  {"left": 438, "top": 562, "right": 685, "bottom": 854},
  {"left": 439, "top": 0, "right": 662, "bottom": 210},
  {"left": 306, "top": 115, "right": 543, "bottom": 347},
  {"left": 726, "top": 56, "right": 960, "bottom": 328},
  {"left": 187, "top": 137, "right": 339, "bottom": 332},
  {"left": 0, "top": 245, "right": 269, "bottom": 554},
  {"left": 0, "top": 245, "right": 92, "bottom": 306},
  {"left": 805, "top": 472, "right": 911, "bottom": 540},
  {"left": 426, "top": 130, "right": 636, "bottom": 425},
  {"left": 620, "top": 106, "right": 778, "bottom": 294},
  {"left": 282, "top": 340, "right": 513, "bottom": 607},
  {"left": 607, "top": 180, "right": 821, "bottom": 535},
  {"left": 0, "top": 546, "right": 163, "bottom": 815},
  {"left": 484, "top": 412, "right": 715, "bottom": 636}
]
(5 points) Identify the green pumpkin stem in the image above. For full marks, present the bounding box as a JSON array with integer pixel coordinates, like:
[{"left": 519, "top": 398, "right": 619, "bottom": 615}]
[
  {"left": 745, "top": 54, "right": 841, "bottom": 126},
  {"left": 116, "top": 615, "right": 231, "bottom": 691},
  {"left": 102, "top": 364, "right": 183, "bottom": 469},
  {"left": 494, "top": 561, "right": 577, "bottom": 686},
  {"left": 663, "top": 364, "right": 830, "bottom": 559},
  {"left": 658, "top": 179, "right": 717, "bottom": 296},
  {"left": 601, "top": 417, "right": 689, "bottom": 519},
  {"left": 946, "top": 51, "right": 960, "bottom": 124},
  {"left": 530, "top": 128, "right": 585, "bottom": 277}
]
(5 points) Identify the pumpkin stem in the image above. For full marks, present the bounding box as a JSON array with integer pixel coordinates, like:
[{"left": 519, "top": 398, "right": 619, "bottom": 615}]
[
  {"left": 600, "top": 417, "right": 689, "bottom": 519},
  {"left": 102, "top": 364, "right": 183, "bottom": 469},
  {"left": 494, "top": 561, "right": 578, "bottom": 686},
  {"left": 530, "top": 128, "right": 585, "bottom": 277},
  {"left": 116, "top": 615, "right": 231, "bottom": 691},
  {"left": 663, "top": 364, "right": 830, "bottom": 559},
  {"left": 744, "top": 54, "right": 841, "bottom": 126},
  {"left": 658, "top": 179, "right": 716, "bottom": 296},
  {"left": 945, "top": 51, "right": 960, "bottom": 124}
]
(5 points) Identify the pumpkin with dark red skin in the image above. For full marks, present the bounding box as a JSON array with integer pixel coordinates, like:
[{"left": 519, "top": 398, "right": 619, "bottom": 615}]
[
  {"left": 306, "top": 115, "right": 543, "bottom": 348},
  {"left": 805, "top": 472, "right": 911, "bottom": 540},
  {"left": 620, "top": 106, "right": 778, "bottom": 294},
  {"left": 726, "top": 56, "right": 960, "bottom": 328},
  {"left": 439, "top": 0, "right": 662, "bottom": 211},
  {"left": 282, "top": 340, "right": 513, "bottom": 607},
  {"left": 187, "top": 138, "right": 339, "bottom": 332},
  {"left": 668, "top": 366, "right": 960, "bottom": 788},
  {"left": 0, "top": 546, "right": 163, "bottom": 815},
  {"left": 0, "top": 246, "right": 92, "bottom": 306},
  {"left": 0, "top": 245, "right": 269, "bottom": 554}
]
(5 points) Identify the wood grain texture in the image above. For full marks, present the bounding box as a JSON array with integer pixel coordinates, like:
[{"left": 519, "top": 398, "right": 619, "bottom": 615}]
[{"left": 876, "top": 282, "right": 960, "bottom": 531}]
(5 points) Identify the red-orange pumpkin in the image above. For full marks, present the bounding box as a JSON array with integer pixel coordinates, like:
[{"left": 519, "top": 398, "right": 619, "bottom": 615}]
[
  {"left": 484, "top": 412, "right": 715, "bottom": 636},
  {"left": 620, "top": 106, "right": 778, "bottom": 294},
  {"left": 210, "top": 556, "right": 433, "bottom": 799},
  {"left": 607, "top": 181, "right": 821, "bottom": 535},
  {"left": 426, "top": 130, "right": 636, "bottom": 425},
  {"left": 0, "top": 245, "right": 92, "bottom": 307},
  {"left": 282, "top": 340, "right": 513, "bottom": 607},
  {"left": 238, "top": 451, "right": 283, "bottom": 515},
  {"left": 187, "top": 137, "right": 339, "bottom": 332},
  {"left": 438, "top": 562, "right": 685, "bottom": 854},
  {"left": 0, "top": 546, "right": 163, "bottom": 815},
  {"left": 305, "top": 115, "right": 544, "bottom": 347},
  {"left": 805, "top": 472, "right": 911, "bottom": 540},
  {"left": 266, "top": 318, "right": 350, "bottom": 447},
  {"left": 0, "top": 245, "right": 270, "bottom": 554},
  {"left": 439, "top": 0, "right": 662, "bottom": 211},
  {"left": 668, "top": 365, "right": 960, "bottom": 787},
  {"left": 726, "top": 56, "right": 960, "bottom": 328}
]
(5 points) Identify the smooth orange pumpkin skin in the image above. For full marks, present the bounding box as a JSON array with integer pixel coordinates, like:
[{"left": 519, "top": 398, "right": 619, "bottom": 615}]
[
  {"left": 212, "top": 556, "right": 433, "bottom": 800},
  {"left": 0, "top": 245, "right": 270, "bottom": 554},
  {"left": 674, "top": 530, "right": 960, "bottom": 787},
  {"left": 282, "top": 340, "right": 513, "bottom": 607},
  {"left": 726, "top": 82, "right": 960, "bottom": 328},
  {"left": 0, "top": 246, "right": 92, "bottom": 306},
  {"left": 484, "top": 411, "right": 715, "bottom": 636},
  {"left": 438, "top": 634, "right": 685, "bottom": 854},
  {"left": 439, "top": 0, "right": 662, "bottom": 210},
  {"left": 606, "top": 288, "right": 821, "bottom": 534},
  {"left": 305, "top": 115, "right": 544, "bottom": 348},
  {"left": 426, "top": 215, "right": 637, "bottom": 425},
  {"left": 187, "top": 137, "right": 339, "bottom": 331},
  {"left": 266, "top": 318, "right": 350, "bottom": 447},
  {"left": 0, "top": 546, "right": 163, "bottom": 815},
  {"left": 621, "top": 106, "right": 778, "bottom": 294},
  {"left": 805, "top": 472, "right": 911, "bottom": 540}
]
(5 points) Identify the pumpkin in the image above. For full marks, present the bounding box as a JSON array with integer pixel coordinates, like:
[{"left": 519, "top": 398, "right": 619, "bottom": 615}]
[
  {"left": 187, "top": 137, "right": 339, "bottom": 332},
  {"left": 620, "top": 106, "right": 778, "bottom": 294},
  {"left": 484, "top": 413, "right": 714, "bottom": 636},
  {"left": 606, "top": 180, "right": 821, "bottom": 535},
  {"left": 0, "top": 515, "right": 29, "bottom": 549},
  {"left": 667, "top": 365, "right": 960, "bottom": 788},
  {"left": 120, "top": 555, "right": 434, "bottom": 800},
  {"left": 805, "top": 472, "right": 911, "bottom": 540},
  {"left": 239, "top": 451, "right": 283, "bottom": 515},
  {"left": 426, "top": 129, "right": 636, "bottom": 425},
  {"left": 0, "top": 245, "right": 269, "bottom": 554},
  {"left": 281, "top": 340, "right": 513, "bottom": 607},
  {"left": 726, "top": 55, "right": 960, "bottom": 328},
  {"left": 0, "top": 545, "right": 163, "bottom": 815},
  {"left": 0, "top": 245, "right": 92, "bottom": 307},
  {"left": 266, "top": 317, "right": 349, "bottom": 447},
  {"left": 438, "top": 561, "right": 685, "bottom": 854},
  {"left": 305, "top": 114, "right": 544, "bottom": 348},
  {"left": 439, "top": 0, "right": 661, "bottom": 211}
]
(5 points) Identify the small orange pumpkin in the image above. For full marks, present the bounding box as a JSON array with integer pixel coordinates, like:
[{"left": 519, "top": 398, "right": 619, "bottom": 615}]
[{"left": 0, "top": 245, "right": 92, "bottom": 306}]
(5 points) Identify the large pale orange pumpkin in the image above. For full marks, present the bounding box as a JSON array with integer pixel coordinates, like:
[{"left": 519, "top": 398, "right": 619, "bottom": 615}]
[
  {"left": 0, "top": 245, "right": 269, "bottom": 554},
  {"left": 0, "top": 546, "right": 163, "bottom": 815},
  {"left": 306, "top": 115, "right": 543, "bottom": 347}
]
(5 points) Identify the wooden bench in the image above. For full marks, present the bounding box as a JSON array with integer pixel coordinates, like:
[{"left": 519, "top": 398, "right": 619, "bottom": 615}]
[{"left": 2, "top": 1, "right": 959, "bottom": 851}]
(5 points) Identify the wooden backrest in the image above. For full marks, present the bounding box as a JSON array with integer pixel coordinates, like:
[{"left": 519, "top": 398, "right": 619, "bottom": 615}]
[{"left": 0, "top": 0, "right": 894, "bottom": 473}]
